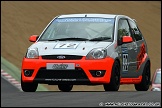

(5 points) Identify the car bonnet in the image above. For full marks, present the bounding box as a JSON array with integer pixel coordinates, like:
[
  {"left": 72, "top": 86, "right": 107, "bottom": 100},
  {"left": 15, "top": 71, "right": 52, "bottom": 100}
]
[{"left": 29, "top": 41, "right": 112, "bottom": 56}]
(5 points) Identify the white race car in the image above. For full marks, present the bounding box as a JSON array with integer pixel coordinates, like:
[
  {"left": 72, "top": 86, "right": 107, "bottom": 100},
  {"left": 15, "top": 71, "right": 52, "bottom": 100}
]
[{"left": 21, "top": 14, "right": 151, "bottom": 92}]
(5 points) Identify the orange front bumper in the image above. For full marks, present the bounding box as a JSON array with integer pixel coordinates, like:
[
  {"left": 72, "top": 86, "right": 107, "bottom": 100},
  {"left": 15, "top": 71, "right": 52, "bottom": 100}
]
[{"left": 21, "top": 56, "right": 115, "bottom": 84}]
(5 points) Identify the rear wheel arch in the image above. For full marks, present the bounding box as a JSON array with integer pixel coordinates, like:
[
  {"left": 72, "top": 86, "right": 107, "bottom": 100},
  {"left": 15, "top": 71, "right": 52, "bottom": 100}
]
[
  {"left": 134, "top": 60, "right": 151, "bottom": 91},
  {"left": 141, "top": 59, "right": 151, "bottom": 77}
]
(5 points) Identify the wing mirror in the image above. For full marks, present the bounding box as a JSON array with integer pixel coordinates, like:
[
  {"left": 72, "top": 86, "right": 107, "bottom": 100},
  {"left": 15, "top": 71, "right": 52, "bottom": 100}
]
[
  {"left": 122, "top": 36, "right": 133, "bottom": 43},
  {"left": 29, "top": 35, "right": 39, "bottom": 42}
]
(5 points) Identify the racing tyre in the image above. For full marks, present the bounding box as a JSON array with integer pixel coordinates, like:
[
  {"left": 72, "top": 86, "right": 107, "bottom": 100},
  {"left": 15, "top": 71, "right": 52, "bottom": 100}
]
[
  {"left": 21, "top": 76, "right": 38, "bottom": 92},
  {"left": 134, "top": 62, "right": 151, "bottom": 91},
  {"left": 104, "top": 60, "right": 120, "bottom": 91},
  {"left": 58, "top": 84, "right": 73, "bottom": 92}
]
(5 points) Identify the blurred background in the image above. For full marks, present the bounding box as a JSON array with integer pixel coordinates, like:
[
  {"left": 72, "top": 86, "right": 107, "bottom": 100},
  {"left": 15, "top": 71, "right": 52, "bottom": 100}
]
[{"left": 1, "top": 1, "right": 161, "bottom": 91}]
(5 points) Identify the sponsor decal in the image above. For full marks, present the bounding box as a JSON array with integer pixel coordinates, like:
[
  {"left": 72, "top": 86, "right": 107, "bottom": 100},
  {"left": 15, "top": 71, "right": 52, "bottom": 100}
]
[
  {"left": 122, "top": 47, "right": 128, "bottom": 53},
  {"left": 54, "top": 18, "right": 114, "bottom": 23},
  {"left": 45, "top": 79, "right": 76, "bottom": 81},
  {"left": 46, "top": 63, "right": 75, "bottom": 70}
]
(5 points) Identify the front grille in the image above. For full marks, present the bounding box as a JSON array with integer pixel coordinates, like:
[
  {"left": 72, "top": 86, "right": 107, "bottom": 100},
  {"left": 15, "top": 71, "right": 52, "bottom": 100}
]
[
  {"left": 42, "top": 55, "right": 83, "bottom": 60},
  {"left": 35, "top": 67, "right": 88, "bottom": 79}
]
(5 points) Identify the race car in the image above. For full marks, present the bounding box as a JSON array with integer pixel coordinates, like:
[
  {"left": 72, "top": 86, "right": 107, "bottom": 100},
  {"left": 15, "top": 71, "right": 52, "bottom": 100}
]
[
  {"left": 151, "top": 68, "right": 161, "bottom": 91},
  {"left": 21, "top": 14, "right": 151, "bottom": 92}
]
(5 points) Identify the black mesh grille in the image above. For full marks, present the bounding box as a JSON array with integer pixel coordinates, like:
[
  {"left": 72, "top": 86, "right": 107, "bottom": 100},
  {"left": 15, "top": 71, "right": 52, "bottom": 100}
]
[
  {"left": 35, "top": 67, "right": 88, "bottom": 79},
  {"left": 41, "top": 55, "right": 83, "bottom": 60}
]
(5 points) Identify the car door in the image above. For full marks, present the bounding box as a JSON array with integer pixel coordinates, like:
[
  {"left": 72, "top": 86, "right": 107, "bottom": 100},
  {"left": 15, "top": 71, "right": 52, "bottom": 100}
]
[
  {"left": 117, "top": 18, "right": 138, "bottom": 78},
  {"left": 128, "top": 19, "right": 145, "bottom": 73}
]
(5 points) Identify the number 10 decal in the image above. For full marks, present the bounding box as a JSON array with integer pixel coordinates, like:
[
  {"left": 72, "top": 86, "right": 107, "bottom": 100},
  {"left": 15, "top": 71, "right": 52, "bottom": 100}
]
[{"left": 123, "top": 54, "right": 128, "bottom": 71}]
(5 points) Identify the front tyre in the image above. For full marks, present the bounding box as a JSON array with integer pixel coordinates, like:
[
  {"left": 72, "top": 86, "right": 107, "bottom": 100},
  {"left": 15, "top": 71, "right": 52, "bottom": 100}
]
[
  {"left": 134, "top": 61, "right": 151, "bottom": 91},
  {"left": 58, "top": 84, "right": 73, "bottom": 92},
  {"left": 21, "top": 76, "right": 38, "bottom": 92},
  {"left": 103, "top": 60, "right": 120, "bottom": 91}
]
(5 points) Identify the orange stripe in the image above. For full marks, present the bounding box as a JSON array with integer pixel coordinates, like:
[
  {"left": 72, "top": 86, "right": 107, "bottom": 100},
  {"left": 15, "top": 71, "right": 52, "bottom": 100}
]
[{"left": 120, "top": 76, "right": 142, "bottom": 84}]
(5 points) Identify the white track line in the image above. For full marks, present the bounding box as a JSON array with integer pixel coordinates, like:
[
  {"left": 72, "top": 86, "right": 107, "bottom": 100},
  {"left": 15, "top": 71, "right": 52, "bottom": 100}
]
[{"left": 1, "top": 69, "right": 22, "bottom": 91}]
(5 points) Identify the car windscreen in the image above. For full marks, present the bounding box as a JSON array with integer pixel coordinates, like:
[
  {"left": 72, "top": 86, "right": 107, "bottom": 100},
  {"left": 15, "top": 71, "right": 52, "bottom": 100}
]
[
  {"left": 154, "top": 72, "right": 161, "bottom": 84},
  {"left": 39, "top": 18, "right": 115, "bottom": 41}
]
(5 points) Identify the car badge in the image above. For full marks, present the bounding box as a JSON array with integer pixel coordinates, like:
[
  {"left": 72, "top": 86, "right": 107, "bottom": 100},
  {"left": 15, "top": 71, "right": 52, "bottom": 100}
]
[{"left": 57, "top": 55, "right": 66, "bottom": 59}]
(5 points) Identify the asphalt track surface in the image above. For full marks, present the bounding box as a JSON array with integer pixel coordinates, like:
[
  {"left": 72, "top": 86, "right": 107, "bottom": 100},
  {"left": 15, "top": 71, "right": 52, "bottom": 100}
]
[{"left": 1, "top": 77, "right": 161, "bottom": 107}]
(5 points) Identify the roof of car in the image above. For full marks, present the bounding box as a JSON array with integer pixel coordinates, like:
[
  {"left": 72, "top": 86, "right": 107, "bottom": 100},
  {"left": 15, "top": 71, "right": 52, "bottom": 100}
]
[{"left": 57, "top": 14, "right": 119, "bottom": 18}]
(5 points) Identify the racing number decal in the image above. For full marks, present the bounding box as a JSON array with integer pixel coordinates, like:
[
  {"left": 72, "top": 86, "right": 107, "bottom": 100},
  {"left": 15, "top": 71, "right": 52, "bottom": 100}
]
[
  {"left": 122, "top": 47, "right": 128, "bottom": 72},
  {"left": 123, "top": 54, "right": 128, "bottom": 71}
]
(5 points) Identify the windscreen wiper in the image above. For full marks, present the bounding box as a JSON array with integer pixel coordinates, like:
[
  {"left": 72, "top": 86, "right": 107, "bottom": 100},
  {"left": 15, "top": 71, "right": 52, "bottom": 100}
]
[
  {"left": 48, "top": 38, "right": 89, "bottom": 41},
  {"left": 89, "top": 37, "right": 111, "bottom": 41}
]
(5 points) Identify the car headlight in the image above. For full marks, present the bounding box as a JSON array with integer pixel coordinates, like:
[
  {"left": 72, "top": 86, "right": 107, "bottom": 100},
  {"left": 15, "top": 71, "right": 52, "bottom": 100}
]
[
  {"left": 86, "top": 48, "right": 107, "bottom": 59},
  {"left": 151, "top": 87, "right": 161, "bottom": 91},
  {"left": 26, "top": 48, "right": 39, "bottom": 59}
]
